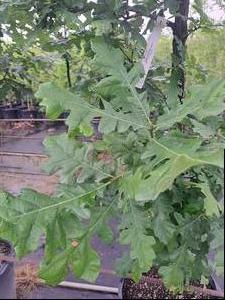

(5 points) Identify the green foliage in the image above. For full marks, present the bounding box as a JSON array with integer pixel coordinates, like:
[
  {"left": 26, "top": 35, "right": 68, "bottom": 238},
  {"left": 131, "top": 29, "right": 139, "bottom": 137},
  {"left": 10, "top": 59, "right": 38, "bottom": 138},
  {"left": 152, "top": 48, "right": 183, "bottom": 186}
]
[
  {"left": 196, "top": 179, "right": 222, "bottom": 217},
  {"left": 35, "top": 41, "right": 150, "bottom": 134},
  {"left": 157, "top": 78, "right": 225, "bottom": 130},
  {"left": 43, "top": 133, "right": 116, "bottom": 184},
  {"left": 159, "top": 264, "right": 185, "bottom": 292},
  {"left": 2, "top": 37, "right": 223, "bottom": 289},
  {"left": 0, "top": 184, "right": 116, "bottom": 283},
  {"left": 119, "top": 197, "right": 156, "bottom": 280},
  {"left": 156, "top": 29, "right": 225, "bottom": 84},
  {"left": 0, "top": 0, "right": 224, "bottom": 294}
]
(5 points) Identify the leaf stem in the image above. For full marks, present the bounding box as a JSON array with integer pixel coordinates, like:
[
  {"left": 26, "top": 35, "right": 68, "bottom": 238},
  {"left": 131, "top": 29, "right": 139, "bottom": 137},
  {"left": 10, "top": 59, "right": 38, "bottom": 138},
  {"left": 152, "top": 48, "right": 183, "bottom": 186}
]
[
  {"left": 9, "top": 175, "right": 122, "bottom": 222},
  {"left": 119, "top": 68, "right": 153, "bottom": 129}
]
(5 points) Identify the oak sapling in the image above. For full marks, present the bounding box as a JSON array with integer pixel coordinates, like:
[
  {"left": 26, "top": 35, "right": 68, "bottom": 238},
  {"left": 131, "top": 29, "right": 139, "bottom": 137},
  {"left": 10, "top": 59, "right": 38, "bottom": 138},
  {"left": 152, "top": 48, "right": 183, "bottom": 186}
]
[{"left": 0, "top": 0, "right": 224, "bottom": 295}]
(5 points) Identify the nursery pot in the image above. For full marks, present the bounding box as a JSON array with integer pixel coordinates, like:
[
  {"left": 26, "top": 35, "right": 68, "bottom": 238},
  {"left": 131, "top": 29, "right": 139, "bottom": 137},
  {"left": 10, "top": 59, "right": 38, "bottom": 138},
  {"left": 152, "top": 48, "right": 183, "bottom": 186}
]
[
  {"left": 0, "top": 239, "right": 16, "bottom": 299},
  {"left": 18, "top": 108, "right": 37, "bottom": 119},
  {"left": 35, "top": 109, "right": 47, "bottom": 129},
  {"left": 16, "top": 104, "right": 27, "bottom": 110},
  {"left": 91, "top": 116, "right": 101, "bottom": 130},
  {"left": 59, "top": 111, "right": 70, "bottom": 119},
  {"left": 118, "top": 276, "right": 222, "bottom": 299},
  {"left": 54, "top": 111, "right": 70, "bottom": 128},
  {"left": 15, "top": 105, "right": 27, "bottom": 118},
  {"left": 0, "top": 105, "right": 9, "bottom": 119},
  {"left": 1, "top": 107, "right": 18, "bottom": 119},
  {"left": 91, "top": 116, "right": 102, "bottom": 139},
  {"left": 36, "top": 109, "right": 46, "bottom": 119},
  {"left": 12, "top": 101, "right": 22, "bottom": 107}
]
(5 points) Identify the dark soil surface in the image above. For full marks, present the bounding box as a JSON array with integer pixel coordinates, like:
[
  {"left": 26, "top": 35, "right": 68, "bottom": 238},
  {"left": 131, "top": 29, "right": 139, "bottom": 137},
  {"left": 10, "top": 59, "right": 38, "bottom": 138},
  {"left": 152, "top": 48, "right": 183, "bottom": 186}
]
[
  {"left": 0, "top": 240, "right": 11, "bottom": 256},
  {"left": 122, "top": 268, "right": 213, "bottom": 299}
]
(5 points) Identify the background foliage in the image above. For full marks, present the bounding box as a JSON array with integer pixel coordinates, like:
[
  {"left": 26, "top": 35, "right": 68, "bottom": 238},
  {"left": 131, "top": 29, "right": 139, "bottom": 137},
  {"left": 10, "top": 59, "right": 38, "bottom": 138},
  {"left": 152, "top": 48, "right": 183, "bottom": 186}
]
[{"left": 0, "top": 0, "right": 224, "bottom": 293}]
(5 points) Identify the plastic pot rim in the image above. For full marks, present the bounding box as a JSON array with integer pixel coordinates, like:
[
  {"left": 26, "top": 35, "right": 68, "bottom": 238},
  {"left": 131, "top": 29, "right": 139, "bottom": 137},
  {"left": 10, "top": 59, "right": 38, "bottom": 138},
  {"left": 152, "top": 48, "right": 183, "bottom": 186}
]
[{"left": 0, "top": 239, "right": 14, "bottom": 276}]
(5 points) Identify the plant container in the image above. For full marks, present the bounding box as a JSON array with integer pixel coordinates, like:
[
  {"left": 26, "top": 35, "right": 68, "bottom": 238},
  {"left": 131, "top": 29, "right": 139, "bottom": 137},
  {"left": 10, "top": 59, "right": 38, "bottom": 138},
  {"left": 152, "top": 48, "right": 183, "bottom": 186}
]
[
  {"left": 0, "top": 105, "right": 9, "bottom": 119},
  {"left": 59, "top": 111, "right": 70, "bottom": 119},
  {"left": 118, "top": 273, "right": 223, "bottom": 299},
  {"left": 0, "top": 239, "right": 16, "bottom": 299},
  {"left": 54, "top": 111, "right": 70, "bottom": 128},
  {"left": 1, "top": 107, "right": 18, "bottom": 119},
  {"left": 15, "top": 105, "right": 27, "bottom": 116},
  {"left": 35, "top": 109, "right": 46, "bottom": 130},
  {"left": 12, "top": 101, "right": 22, "bottom": 107},
  {"left": 36, "top": 110, "right": 46, "bottom": 119},
  {"left": 18, "top": 108, "right": 37, "bottom": 119},
  {"left": 91, "top": 116, "right": 102, "bottom": 139}
]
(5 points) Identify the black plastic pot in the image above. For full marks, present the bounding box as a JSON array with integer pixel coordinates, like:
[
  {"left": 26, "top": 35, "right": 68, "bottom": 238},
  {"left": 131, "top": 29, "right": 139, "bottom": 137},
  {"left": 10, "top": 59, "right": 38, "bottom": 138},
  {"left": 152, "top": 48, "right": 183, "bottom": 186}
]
[
  {"left": 59, "top": 111, "right": 70, "bottom": 119},
  {"left": 36, "top": 110, "right": 46, "bottom": 119},
  {"left": 0, "top": 105, "right": 8, "bottom": 119},
  {"left": 0, "top": 104, "right": 8, "bottom": 110},
  {"left": 15, "top": 105, "right": 27, "bottom": 117},
  {"left": 16, "top": 104, "right": 27, "bottom": 110},
  {"left": 91, "top": 116, "right": 102, "bottom": 139},
  {"left": 118, "top": 278, "right": 123, "bottom": 299},
  {"left": 53, "top": 111, "right": 70, "bottom": 128},
  {"left": 0, "top": 239, "right": 16, "bottom": 299},
  {"left": 1, "top": 107, "right": 18, "bottom": 119},
  {"left": 118, "top": 276, "right": 221, "bottom": 299},
  {"left": 18, "top": 108, "right": 37, "bottom": 119},
  {"left": 12, "top": 102, "right": 21, "bottom": 107}
]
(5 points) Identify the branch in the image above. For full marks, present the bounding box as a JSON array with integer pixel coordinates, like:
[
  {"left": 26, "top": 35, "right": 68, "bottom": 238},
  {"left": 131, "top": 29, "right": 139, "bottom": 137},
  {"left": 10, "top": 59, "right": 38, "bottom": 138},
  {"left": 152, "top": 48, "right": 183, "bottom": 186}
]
[
  {"left": 120, "top": 7, "right": 176, "bottom": 31},
  {"left": 62, "top": 52, "right": 72, "bottom": 88},
  {"left": 121, "top": 12, "right": 141, "bottom": 20},
  {"left": 125, "top": 0, "right": 129, "bottom": 19},
  {"left": 62, "top": 1, "right": 93, "bottom": 14},
  {"left": 118, "top": 46, "right": 133, "bottom": 64},
  {"left": 186, "top": 23, "right": 225, "bottom": 38},
  {"left": 65, "top": 57, "right": 72, "bottom": 88},
  {"left": 166, "top": 20, "right": 175, "bottom": 30}
]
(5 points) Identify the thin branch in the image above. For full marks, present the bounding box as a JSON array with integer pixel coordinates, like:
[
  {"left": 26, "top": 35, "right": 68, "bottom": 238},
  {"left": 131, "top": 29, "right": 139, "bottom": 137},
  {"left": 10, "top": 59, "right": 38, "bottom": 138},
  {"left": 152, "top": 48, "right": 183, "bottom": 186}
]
[
  {"left": 125, "top": 0, "right": 129, "bottom": 19},
  {"left": 9, "top": 176, "right": 121, "bottom": 222},
  {"left": 166, "top": 20, "right": 175, "bottom": 30},
  {"left": 121, "top": 12, "right": 141, "bottom": 20},
  {"left": 118, "top": 46, "right": 133, "bottom": 64},
  {"left": 65, "top": 56, "right": 72, "bottom": 88},
  {"left": 186, "top": 23, "right": 225, "bottom": 38},
  {"left": 120, "top": 8, "right": 175, "bottom": 31}
]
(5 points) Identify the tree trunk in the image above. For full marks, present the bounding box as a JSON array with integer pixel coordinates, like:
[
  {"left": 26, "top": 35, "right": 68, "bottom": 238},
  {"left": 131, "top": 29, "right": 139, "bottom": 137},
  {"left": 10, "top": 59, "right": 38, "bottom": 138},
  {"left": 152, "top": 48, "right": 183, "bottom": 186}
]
[{"left": 172, "top": 0, "right": 190, "bottom": 104}]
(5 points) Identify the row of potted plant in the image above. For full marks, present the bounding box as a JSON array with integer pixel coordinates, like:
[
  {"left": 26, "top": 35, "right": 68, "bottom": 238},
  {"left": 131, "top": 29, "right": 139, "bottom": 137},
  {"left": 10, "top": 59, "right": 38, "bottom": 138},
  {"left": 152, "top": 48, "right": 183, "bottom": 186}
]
[
  {"left": 0, "top": 101, "right": 72, "bottom": 120},
  {"left": 0, "top": 100, "right": 45, "bottom": 119}
]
